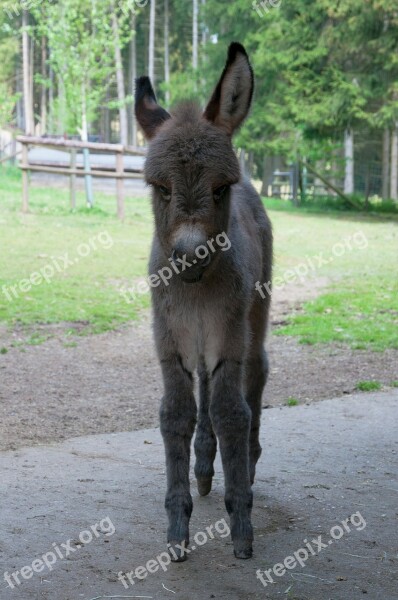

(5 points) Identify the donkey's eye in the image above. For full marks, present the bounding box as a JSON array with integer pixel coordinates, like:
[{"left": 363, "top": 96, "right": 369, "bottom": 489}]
[
  {"left": 213, "top": 185, "right": 229, "bottom": 202},
  {"left": 158, "top": 185, "right": 172, "bottom": 201}
]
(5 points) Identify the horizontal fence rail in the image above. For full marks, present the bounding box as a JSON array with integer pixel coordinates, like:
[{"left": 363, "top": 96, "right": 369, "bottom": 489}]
[{"left": 16, "top": 136, "right": 147, "bottom": 219}]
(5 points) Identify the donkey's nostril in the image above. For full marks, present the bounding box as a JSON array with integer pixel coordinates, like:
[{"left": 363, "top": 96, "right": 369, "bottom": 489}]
[
  {"left": 172, "top": 249, "right": 182, "bottom": 263},
  {"left": 199, "top": 254, "right": 211, "bottom": 267}
]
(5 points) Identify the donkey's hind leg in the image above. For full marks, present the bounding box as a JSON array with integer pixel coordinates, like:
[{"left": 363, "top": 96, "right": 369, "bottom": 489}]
[{"left": 194, "top": 357, "right": 217, "bottom": 496}]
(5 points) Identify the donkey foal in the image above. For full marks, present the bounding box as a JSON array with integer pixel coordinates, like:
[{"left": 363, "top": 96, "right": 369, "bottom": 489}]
[{"left": 135, "top": 42, "right": 272, "bottom": 560}]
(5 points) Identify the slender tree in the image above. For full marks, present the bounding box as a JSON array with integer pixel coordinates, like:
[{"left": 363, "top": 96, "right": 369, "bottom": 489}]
[
  {"left": 112, "top": 4, "right": 128, "bottom": 145},
  {"left": 164, "top": 0, "right": 170, "bottom": 106},
  {"left": 129, "top": 13, "right": 137, "bottom": 145},
  {"left": 22, "top": 10, "right": 34, "bottom": 134},
  {"left": 391, "top": 123, "right": 398, "bottom": 200},
  {"left": 192, "top": 0, "right": 198, "bottom": 70},
  {"left": 148, "top": 0, "right": 155, "bottom": 82}
]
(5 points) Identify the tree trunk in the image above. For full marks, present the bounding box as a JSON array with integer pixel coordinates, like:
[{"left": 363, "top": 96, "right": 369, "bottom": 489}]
[
  {"left": 344, "top": 127, "right": 354, "bottom": 194},
  {"left": 247, "top": 151, "right": 254, "bottom": 177},
  {"left": 239, "top": 149, "right": 246, "bottom": 174},
  {"left": 58, "top": 76, "right": 66, "bottom": 134},
  {"left": 40, "top": 36, "right": 47, "bottom": 135},
  {"left": 382, "top": 128, "right": 390, "bottom": 200},
  {"left": 261, "top": 155, "right": 273, "bottom": 197},
  {"left": 30, "top": 27, "right": 34, "bottom": 126},
  {"left": 164, "top": 0, "right": 170, "bottom": 106},
  {"left": 103, "top": 85, "right": 111, "bottom": 143},
  {"left": 390, "top": 123, "right": 398, "bottom": 201},
  {"left": 112, "top": 10, "right": 128, "bottom": 146},
  {"left": 81, "top": 83, "right": 94, "bottom": 208},
  {"left": 48, "top": 65, "right": 54, "bottom": 133},
  {"left": 128, "top": 14, "right": 137, "bottom": 146},
  {"left": 22, "top": 10, "right": 34, "bottom": 134},
  {"left": 148, "top": 0, "right": 156, "bottom": 82},
  {"left": 193, "top": 0, "right": 198, "bottom": 70},
  {"left": 16, "top": 63, "right": 24, "bottom": 131},
  {"left": 201, "top": 0, "right": 207, "bottom": 46}
]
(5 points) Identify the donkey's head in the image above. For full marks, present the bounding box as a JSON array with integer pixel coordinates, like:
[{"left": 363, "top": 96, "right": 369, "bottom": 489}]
[{"left": 135, "top": 43, "right": 253, "bottom": 282}]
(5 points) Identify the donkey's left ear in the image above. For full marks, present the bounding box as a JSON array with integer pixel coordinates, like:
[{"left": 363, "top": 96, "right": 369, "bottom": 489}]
[
  {"left": 135, "top": 76, "right": 171, "bottom": 140},
  {"left": 203, "top": 42, "right": 254, "bottom": 136}
]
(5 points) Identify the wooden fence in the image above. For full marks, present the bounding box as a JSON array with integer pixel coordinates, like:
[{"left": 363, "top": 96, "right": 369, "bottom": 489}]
[{"left": 16, "top": 136, "right": 146, "bottom": 220}]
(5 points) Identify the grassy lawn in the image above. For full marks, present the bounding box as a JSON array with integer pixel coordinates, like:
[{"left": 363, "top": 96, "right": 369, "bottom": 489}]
[
  {"left": 0, "top": 166, "right": 397, "bottom": 349},
  {"left": 266, "top": 200, "right": 398, "bottom": 351},
  {"left": 0, "top": 167, "right": 152, "bottom": 333}
]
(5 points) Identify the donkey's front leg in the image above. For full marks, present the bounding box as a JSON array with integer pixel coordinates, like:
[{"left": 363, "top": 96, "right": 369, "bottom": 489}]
[
  {"left": 210, "top": 360, "right": 253, "bottom": 559},
  {"left": 159, "top": 356, "right": 197, "bottom": 562},
  {"left": 194, "top": 357, "right": 217, "bottom": 496}
]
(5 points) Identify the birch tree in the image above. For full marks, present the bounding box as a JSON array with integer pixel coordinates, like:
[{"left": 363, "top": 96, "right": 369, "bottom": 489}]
[
  {"left": 112, "top": 4, "right": 128, "bottom": 145},
  {"left": 164, "top": 0, "right": 170, "bottom": 106},
  {"left": 192, "top": 0, "right": 198, "bottom": 70},
  {"left": 148, "top": 0, "right": 155, "bottom": 82},
  {"left": 22, "top": 10, "right": 34, "bottom": 134}
]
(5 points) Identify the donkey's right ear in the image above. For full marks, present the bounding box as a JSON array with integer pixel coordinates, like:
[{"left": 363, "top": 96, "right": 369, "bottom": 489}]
[{"left": 135, "top": 76, "right": 171, "bottom": 140}]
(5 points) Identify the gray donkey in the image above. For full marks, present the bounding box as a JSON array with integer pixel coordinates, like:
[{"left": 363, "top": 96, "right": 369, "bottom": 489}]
[{"left": 135, "top": 42, "right": 272, "bottom": 561}]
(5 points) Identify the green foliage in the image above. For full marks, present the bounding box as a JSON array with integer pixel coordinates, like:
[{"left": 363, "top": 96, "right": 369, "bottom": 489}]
[
  {"left": 201, "top": 0, "right": 398, "bottom": 162},
  {"left": 33, "top": 0, "right": 116, "bottom": 136}
]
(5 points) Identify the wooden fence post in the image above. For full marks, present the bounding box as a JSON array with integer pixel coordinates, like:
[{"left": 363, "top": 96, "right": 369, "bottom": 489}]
[
  {"left": 116, "top": 151, "right": 125, "bottom": 220},
  {"left": 70, "top": 148, "right": 77, "bottom": 210},
  {"left": 21, "top": 143, "right": 29, "bottom": 213}
]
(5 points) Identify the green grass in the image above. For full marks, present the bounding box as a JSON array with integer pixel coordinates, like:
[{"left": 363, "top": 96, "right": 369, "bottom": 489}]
[
  {"left": 356, "top": 380, "right": 382, "bottom": 392},
  {"left": 286, "top": 397, "right": 299, "bottom": 406},
  {"left": 0, "top": 166, "right": 152, "bottom": 333},
  {"left": 1, "top": 166, "right": 397, "bottom": 350},
  {"left": 390, "top": 381, "right": 398, "bottom": 388},
  {"left": 276, "top": 283, "right": 398, "bottom": 351},
  {"left": 268, "top": 200, "right": 398, "bottom": 351}
]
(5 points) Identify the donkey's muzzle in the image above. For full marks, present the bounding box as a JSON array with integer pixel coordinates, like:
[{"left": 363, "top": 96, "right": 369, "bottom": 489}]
[{"left": 172, "top": 247, "right": 212, "bottom": 283}]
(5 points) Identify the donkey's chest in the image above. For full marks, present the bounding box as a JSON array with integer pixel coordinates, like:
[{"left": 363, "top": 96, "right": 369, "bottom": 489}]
[{"left": 172, "top": 304, "right": 221, "bottom": 374}]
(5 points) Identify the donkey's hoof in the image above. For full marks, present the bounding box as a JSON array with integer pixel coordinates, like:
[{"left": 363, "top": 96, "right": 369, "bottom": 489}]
[
  {"left": 168, "top": 541, "right": 189, "bottom": 562},
  {"left": 197, "top": 477, "right": 212, "bottom": 496},
  {"left": 233, "top": 540, "right": 253, "bottom": 559}
]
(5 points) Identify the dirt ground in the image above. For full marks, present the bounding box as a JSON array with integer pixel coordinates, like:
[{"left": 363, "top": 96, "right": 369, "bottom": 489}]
[{"left": 0, "top": 277, "right": 397, "bottom": 452}]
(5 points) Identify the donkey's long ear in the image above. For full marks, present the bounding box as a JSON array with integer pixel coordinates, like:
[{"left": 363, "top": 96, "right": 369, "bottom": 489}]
[
  {"left": 135, "top": 76, "right": 171, "bottom": 140},
  {"left": 203, "top": 42, "right": 254, "bottom": 136}
]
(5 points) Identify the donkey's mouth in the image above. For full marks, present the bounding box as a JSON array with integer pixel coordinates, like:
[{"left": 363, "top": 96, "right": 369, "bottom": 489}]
[{"left": 180, "top": 272, "right": 204, "bottom": 284}]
